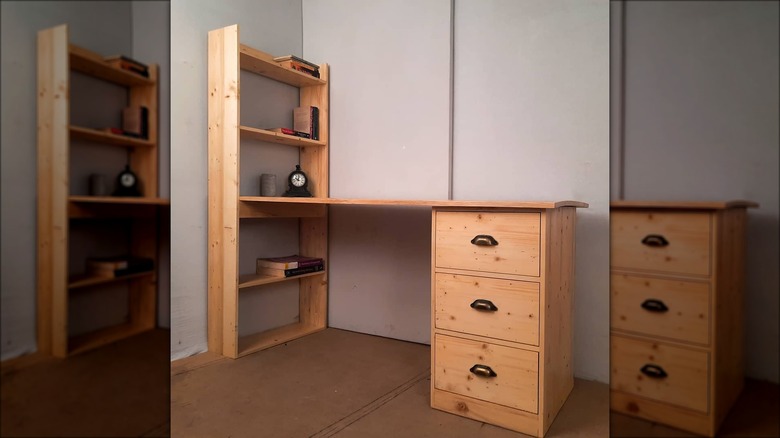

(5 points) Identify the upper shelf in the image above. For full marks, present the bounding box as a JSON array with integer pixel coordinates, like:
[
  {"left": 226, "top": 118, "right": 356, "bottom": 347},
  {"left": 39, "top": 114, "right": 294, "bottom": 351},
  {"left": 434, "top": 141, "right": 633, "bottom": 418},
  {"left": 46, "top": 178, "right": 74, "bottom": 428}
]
[
  {"left": 70, "top": 126, "right": 154, "bottom": 148},
  {"left": 240, "top": 126, "right": 325, "bottom": 148},
  {"left": 69, "top": 44, "right": 154, "bottom": 87},
  {"left": 69, "top": 196, "right": 170, "bottom": 205},
  {"left": 239, "top": 44, "right": 326, "bottom": 87}
]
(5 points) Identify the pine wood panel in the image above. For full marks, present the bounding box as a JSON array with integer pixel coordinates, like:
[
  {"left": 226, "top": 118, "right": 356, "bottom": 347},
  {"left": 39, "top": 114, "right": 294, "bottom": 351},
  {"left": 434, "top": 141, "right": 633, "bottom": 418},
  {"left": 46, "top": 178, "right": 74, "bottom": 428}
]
[
  {"left": 299, "top": 64, "right": 329, "bottom": 198},
  {"left": 610, "top": 389, "right": 712, "bottom": 436},
  {"left": 207, "top": 24, "right": 240, "bottom": 358},
  {"left": 611, "top": 200, "right": 759, "bottom": 210},
  {"left": 541, "top": 207, "right": 576, "bottom": 434},
  {"left": 434, "top": 273, "right": 539, "bottom": 346},
  {"left": 69, "top": 126, "right": 155, "bottom": 147},
  {"left": 238, "top": 197, "right": 587, "bottom": 209},
  {"left": 434, "top": 334, "right": 539, "bottom": 413},
  {"left": 435, "top": 212, "right": 541, "bottom": 277},
  {"left": 37, "top": 25, "right": 70, "bottom": 358},
  {"left": 69, "top": 44, "right": 154, "bottom": 87},
  {"left": 239, "top": 44, "right": 326, "bottom": 87},
  {"left": 238, "top": 200, "right": 326, "bottom": 219},
  {"left": 611, "top": 211, "right": 712, "bottom": 276},
  {"left": 239, "top": 125, "right": 325, "bottom": 147},
  {"left": 611, "top": 273, "right": 710, "bottom": 345},
  {"left": 432, "top": 388, "right": 540, "bottom": 437},
  {"left": 299, "top": 216, "right": 328, "bottom": 331},
  {"left": 130, "top": 219, "right": 157, "bottom": 331},
  {"left": 611, "top": 334, "right": 709, "bottom": 413},
  {"left": 129, "top": 64, "right": 159, "bottom": 198}
]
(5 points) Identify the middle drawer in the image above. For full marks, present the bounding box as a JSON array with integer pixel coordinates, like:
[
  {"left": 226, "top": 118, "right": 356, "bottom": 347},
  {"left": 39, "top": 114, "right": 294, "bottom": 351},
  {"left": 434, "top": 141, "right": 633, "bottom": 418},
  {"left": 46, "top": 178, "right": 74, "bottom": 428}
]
[{"left": 435, "top": 273, "right": 540, "bottom": 346}]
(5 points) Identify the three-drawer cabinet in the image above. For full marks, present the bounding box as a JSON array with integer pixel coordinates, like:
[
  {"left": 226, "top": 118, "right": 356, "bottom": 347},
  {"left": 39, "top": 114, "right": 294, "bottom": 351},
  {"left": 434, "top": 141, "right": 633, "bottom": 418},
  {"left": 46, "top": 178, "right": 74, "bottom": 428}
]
[
  {"left": 609, "top": 201, "right": 757, "bottom": 436},
  {"left": 430, "top": 205, "right": 581, "bottom": 437}
]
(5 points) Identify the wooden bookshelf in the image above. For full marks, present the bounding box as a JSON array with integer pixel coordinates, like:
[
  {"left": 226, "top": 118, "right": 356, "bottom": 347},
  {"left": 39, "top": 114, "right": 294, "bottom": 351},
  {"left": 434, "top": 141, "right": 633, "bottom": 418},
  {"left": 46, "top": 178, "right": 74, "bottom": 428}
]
[{"left": 69, "top": 44, "right": 153, "bottom": 87}]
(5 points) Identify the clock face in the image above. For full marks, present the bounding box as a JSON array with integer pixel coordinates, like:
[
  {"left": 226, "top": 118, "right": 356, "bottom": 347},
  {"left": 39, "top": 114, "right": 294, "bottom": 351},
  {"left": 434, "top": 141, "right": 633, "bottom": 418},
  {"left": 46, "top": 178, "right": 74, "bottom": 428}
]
[
  {"left": 291, "top": 173, "right": 306, "bottom": 187},
  {"left": 120, "top": 173, "right": 136, "bottom": 187}
]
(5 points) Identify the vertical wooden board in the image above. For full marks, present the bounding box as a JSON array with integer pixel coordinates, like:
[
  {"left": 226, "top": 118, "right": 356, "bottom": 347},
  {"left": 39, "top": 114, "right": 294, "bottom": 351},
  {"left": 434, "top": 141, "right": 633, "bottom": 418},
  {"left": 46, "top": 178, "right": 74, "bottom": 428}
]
[
  {"left": 299, "top": 216, "right": 328, "bottom": 329},
  {"left": 300, "top": 64, "right": 328, "bottom": 198},
  {"left": 430, "top": 209, "right": 438, "bottom": 407},
  {"left": 129, "top": 65, "right": 159, "bottom": 197},
  {"left": 543, "top": 207, "right": 575, "bottom": 434},
  {"left": 712, "top": 208, "right": 746, "bottom": 429},
  {"left": 37, "top": 25, "right": 70, "bottom": 358},
  {"left": 208, "top": 25, "right": 240, "bottom": 358},
  {"left": 130, "top": 219, "right": 157, "bottom": 329}
]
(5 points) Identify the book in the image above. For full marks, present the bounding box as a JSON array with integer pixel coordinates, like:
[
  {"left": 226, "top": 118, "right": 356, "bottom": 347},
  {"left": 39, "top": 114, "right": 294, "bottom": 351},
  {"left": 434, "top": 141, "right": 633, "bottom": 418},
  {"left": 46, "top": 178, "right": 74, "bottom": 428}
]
[
  {"left": 122, "top": 106, "right": 149, "bottom": 139},
  {"left": 256, "top": 262, "right": 324, "bottom": 278},
  {"left": 293, "top": 106, "right": 319, "bottom": 141},
  {"left": 273, "top": 55, "right": 319, "bottom": 70},
  {"left": 268, "top": 127, "right": 310, "bottom": 139},
  {"left": 256, "top": 255, "right": 324, "bottom": 270},
  {"left": 102, "top": 127, "right": 142, "bottom": 138},
  {"left": 277, "top": 61, "right": 320, "bottom": 78},
  {"left": 104, "top": 55, "right": 149, "bottom": 77},
  {"left": 87, "top": 256, "right": 154, "bottom": 278}
]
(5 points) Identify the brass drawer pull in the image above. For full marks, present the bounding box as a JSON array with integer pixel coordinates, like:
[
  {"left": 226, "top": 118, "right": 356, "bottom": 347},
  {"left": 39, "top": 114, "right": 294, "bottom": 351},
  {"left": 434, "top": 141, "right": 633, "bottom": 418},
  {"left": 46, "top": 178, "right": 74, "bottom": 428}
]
[
  {"left": 471, "top": 235, "right": 499, "bottom": 246},
  {"left": 469, "top": 364, "right": 498, "bottom": 378},
  {"left": 470, "top": 299, "right": 498, "bottom": 312},
  {"left": 641, "top": 234, "right": 669, "bottom": 247},
  {"left": 640, "top": 364, "right": 668, "bottom": 379},
  {"left": 640, "top": 298, "right": 669, "bottom": 313}
]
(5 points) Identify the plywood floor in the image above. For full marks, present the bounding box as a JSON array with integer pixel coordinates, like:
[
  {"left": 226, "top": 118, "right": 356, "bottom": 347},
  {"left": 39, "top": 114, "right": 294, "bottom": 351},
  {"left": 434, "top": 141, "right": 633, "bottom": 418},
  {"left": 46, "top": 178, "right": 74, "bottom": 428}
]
[
  {"left": 171, "top": 328, "right": 609, "bottom": 437},
  {"left": 1, "top": 328, "right": 170, "bottom": 437}
]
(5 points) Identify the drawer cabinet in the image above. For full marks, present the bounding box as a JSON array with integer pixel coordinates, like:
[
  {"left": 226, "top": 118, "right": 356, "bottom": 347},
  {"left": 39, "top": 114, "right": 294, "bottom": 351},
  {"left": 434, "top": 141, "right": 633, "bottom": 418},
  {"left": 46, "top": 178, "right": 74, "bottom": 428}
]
[
  {"left": 431, "top": 206, "right": 581, "bottom": 437},
  {"left": 609, "top": 201, "right": 756, "bottom": 436}
]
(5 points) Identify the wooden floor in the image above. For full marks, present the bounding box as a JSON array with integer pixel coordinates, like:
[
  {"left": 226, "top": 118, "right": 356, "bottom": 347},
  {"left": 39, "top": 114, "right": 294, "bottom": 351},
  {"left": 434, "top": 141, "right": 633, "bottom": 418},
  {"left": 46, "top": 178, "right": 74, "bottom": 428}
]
[
  {"left": 0, "top": 328, "right": 169, "bottom": 437},
  {"left": 171, "top": 328, "right": 609, "bottom": 437}
]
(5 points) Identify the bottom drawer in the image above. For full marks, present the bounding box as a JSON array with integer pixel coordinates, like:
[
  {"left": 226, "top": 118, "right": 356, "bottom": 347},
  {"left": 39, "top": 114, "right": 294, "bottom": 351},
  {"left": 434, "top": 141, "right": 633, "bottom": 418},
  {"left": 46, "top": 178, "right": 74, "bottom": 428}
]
[
  {"left": 611, "top": 335, "right": 709, "bottom": 413},
  {"left": 434, "top": 334, "right": 538, "bottom": 414}
]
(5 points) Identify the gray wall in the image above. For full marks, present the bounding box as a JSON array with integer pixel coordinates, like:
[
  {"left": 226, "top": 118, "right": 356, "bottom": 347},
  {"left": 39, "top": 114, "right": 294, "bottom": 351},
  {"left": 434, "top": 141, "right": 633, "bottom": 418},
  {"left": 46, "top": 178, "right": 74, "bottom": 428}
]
[
  {"left": 169, "top": 0, "right": 303, "bottom": 359},
  {"left": 0, "top": 1, "right": 170, "bottom": 359},
  {"left": 613, "top": 1, "right": 779, "bottom": 382}
]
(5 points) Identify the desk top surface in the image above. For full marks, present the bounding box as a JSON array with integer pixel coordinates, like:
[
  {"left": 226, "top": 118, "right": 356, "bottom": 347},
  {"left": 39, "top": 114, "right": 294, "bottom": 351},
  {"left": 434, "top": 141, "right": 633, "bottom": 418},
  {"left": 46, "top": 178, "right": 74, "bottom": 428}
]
[
  {"left": 611, "top": 200, "right": 758, "bottom": 210},
  {"left": 240, "top": 197, "right": 588, "bottom": 209}
]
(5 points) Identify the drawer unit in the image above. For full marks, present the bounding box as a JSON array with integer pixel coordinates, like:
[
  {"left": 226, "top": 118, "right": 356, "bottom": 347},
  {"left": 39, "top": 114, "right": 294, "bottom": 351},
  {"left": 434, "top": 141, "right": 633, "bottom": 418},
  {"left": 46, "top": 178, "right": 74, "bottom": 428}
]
[
  {"left": 432, "top": 206, "right": 581, "bottom": 437},
  {"left": 609, "top": 201, "right": 756, "bottom": 436},
  {"left": 435, "top": 273, "right": 539, "bottom": 345},
  {"left": 611, "top": 335, "right": 709, "bottom": 413},
  {"left": 434, "top": 334, "right": 539, "bottom": 413},
  {"left": 611, "top": 211, "right": 711, "bottom": 276},
  {"left": 611, "top": 273, "right": 710, "bottom": 345},
  {"left": 435, "top": 211, "right": 541, "bottom": 277}
]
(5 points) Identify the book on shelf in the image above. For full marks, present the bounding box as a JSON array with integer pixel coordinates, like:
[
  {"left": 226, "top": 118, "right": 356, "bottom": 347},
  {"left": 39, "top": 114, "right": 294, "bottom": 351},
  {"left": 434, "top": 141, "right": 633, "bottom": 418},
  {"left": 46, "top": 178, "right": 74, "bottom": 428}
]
[
  {"left": 122, "top": 106, "right": 149, "bottom": 139},
  {"left": 273, "top": 55, "right": 319, "bottom": 70},
  {"left": 87, "top": 256, "right": 154, "bottom": 278},
  {"left": 102, "top": 127, "right": 143, "bottom": 138},
  {"left": 256, "top": 259, "right": 325, "bottom": 278},
  {"left": 256, "top": 255, "right": 324, "bottom": 270},
  {"left": 267, "top": 127, "right": 310, "bottom": 139},
  {"left": 103, "top": 55, "right": 149, "bottom": 77},
  {"left": 277, "top": 61, "right": 320, "bottom": 78},
  {"left": 293, "top": 106, "right": 319, "bottom": 141}
]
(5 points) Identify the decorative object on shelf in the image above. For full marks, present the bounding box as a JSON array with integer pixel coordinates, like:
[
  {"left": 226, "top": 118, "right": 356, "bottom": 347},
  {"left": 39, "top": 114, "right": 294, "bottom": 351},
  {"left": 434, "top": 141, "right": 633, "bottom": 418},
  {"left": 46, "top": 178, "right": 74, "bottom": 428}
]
[
  {"left": 256, "top": 255, "right": 324, "bottom": 270},
  {"left": 103, "top": 55, "right": 149, "bottom": 77},
  {"left": 273, "top": 55, "right": 320, "bottom": 78},
  {"left": 88, "top": 173, "right": 108, "bottom": 196},
  {"left": 293, "top": 106, "right": 319, "bottom": 140},
  {"left": 113, "top": 164, "right": 141, "bottom": 197},
  {"left": 282, "top": 165, "right": 312, "bottom": 197},
  {"left": 86, "top": 256, "right": 154, "bottom": 278},
  {"left": 267, "top": 127, "right": 310, "bottom": 138},
  {"left": 122, "top": 105, "right": 149, "bottom": 139},
  {"left": 260, "top": 173, "right": 276, "bottom": 196}
]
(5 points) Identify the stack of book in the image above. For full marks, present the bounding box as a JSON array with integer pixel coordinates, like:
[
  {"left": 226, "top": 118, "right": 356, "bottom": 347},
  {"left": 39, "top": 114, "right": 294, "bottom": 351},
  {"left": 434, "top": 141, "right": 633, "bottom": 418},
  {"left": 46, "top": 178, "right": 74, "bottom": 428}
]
[
  {"left": 267, "top": 127, "right": 310, "bottom": 139},
  {"left": 293, "top": 106, "right": 319, "bottom": 141},
  {"left": 104, "top": 55, "right": 149, "bottom": 78},
  {"left": 273, "top": 55, "right": 320, "bottom": 78},
  {"left": 86, "top": 256, "right": 154, "bottom": 278},
  {"left": 256, "top": 255, "right": 324, "bottom": 278}
]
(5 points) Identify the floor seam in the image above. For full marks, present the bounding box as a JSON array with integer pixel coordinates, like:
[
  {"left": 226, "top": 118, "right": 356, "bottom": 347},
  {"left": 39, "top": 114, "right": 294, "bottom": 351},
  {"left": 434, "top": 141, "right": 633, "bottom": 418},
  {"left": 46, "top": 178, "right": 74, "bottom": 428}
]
[{"left": 309, "top": 368, "right": 431, "bottom": 438}]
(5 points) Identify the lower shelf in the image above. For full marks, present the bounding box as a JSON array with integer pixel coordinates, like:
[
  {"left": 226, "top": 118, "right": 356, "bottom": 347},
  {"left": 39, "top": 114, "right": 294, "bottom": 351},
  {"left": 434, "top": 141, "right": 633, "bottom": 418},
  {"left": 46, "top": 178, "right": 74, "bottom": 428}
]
[
  {"left": 238, "top": 271, "right": 325, "bottom": 290},
  {"left": 237, "top": 322, "right": 325, "bottom": 358},
  {"left": 68, "top": 322, "right": 152, "bottom": 355},
  {"left": 68, "top": 271, "right": 154, "bottom": 290}
]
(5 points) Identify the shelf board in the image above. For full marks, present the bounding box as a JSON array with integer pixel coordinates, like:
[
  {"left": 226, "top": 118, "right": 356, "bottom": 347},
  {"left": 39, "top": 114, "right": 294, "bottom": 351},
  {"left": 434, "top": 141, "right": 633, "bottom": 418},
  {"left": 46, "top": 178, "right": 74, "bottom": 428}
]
[
  {"left": 239, "top": 44, "right": 326, "bottom": 87},
  {"left": 238, "top": 322, "right": 325, "bottom": 357},
  {"left": 68, "top": 271, "right": 154, "bottom": 290},
  {"left": 68, "top": 322, "right": 151, "bottom": 355},
  {"left": 239, "top": 197, "right": 589, "bottom": 209},
  {"left": 70, "top": 126, "right": 154, "bottom": 148},
  {"left": 240, "top": 126, "right": 325, "bottom": 148},
  {"left": 238, "top": 271, "right": 326, "bottom": 290},
  {"left": 69, "top": 44, "right": 154, "bottom": 87},
  {"left": 69, "top": 196, "right": 170, "bottom": 205}
]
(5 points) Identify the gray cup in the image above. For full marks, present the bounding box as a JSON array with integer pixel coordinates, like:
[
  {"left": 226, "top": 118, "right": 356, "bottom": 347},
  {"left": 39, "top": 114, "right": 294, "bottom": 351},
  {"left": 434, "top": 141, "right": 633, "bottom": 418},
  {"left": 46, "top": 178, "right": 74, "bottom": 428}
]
[
  {"left": 89, "top": 174, "right": 108, "bottom": 196},
  {"left": 260, "top": 174, "right": 276, "bottom": 196}
]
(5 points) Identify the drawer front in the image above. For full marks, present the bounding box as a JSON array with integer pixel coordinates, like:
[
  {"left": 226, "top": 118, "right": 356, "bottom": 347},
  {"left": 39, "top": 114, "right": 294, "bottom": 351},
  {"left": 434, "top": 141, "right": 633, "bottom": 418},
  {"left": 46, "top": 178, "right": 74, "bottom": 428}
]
[
  {"left": 435, "top": 273, "right": 539, "bottom": 346},
  {"left": 611, "top": 211, "right": 711, "bottom": 276},
  {"left": 611, "top": 274, "right": 710, "bottom": 345},
  {"left": 611, "top": 335, "right": 709, "bottom": 413},
  {"left": 435, "top": 212, "right": 540, "bottom": 277},
  {"left": 434, "top": 334, "right": 538, "bottom": 413}
]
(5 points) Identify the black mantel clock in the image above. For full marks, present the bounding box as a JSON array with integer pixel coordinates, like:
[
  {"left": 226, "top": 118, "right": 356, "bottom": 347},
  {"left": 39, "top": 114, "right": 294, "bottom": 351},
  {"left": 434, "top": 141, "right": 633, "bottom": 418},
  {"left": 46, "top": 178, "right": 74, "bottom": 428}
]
[
  {"left": 113, "top": 164, "right": 142, "bottom": 197},
  {"left": 282, "top": 164, "right": 312, "bottom": 197}
]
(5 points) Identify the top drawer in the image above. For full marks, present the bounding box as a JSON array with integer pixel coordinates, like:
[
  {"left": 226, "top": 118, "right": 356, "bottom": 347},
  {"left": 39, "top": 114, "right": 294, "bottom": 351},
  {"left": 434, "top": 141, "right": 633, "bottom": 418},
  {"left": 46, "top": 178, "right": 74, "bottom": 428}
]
[
  {"left": 435, "top": 211, "right": 541, "bottom": 277},
  {"left": 611, "top": 211, "right": 712, "bottom": 277}
]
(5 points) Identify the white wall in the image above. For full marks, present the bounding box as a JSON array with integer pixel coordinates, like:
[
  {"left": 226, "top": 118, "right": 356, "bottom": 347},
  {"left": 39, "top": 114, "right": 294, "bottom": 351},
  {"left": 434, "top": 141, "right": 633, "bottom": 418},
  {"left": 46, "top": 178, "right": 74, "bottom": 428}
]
[
  {"left": 452, "top": 0, "right": 610, "bottom": 382},
  {"left": 169, "top": 0, "right": 303, "bottom": 359},
  {"left": 0, "top": 1, "right": 135, "bottom": 359},
  {"left": 614, "top": 1, "right": 779, "bottom": 382},
  {"left": 302, "top": 0, "right": 452, "bottom": 345}
]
